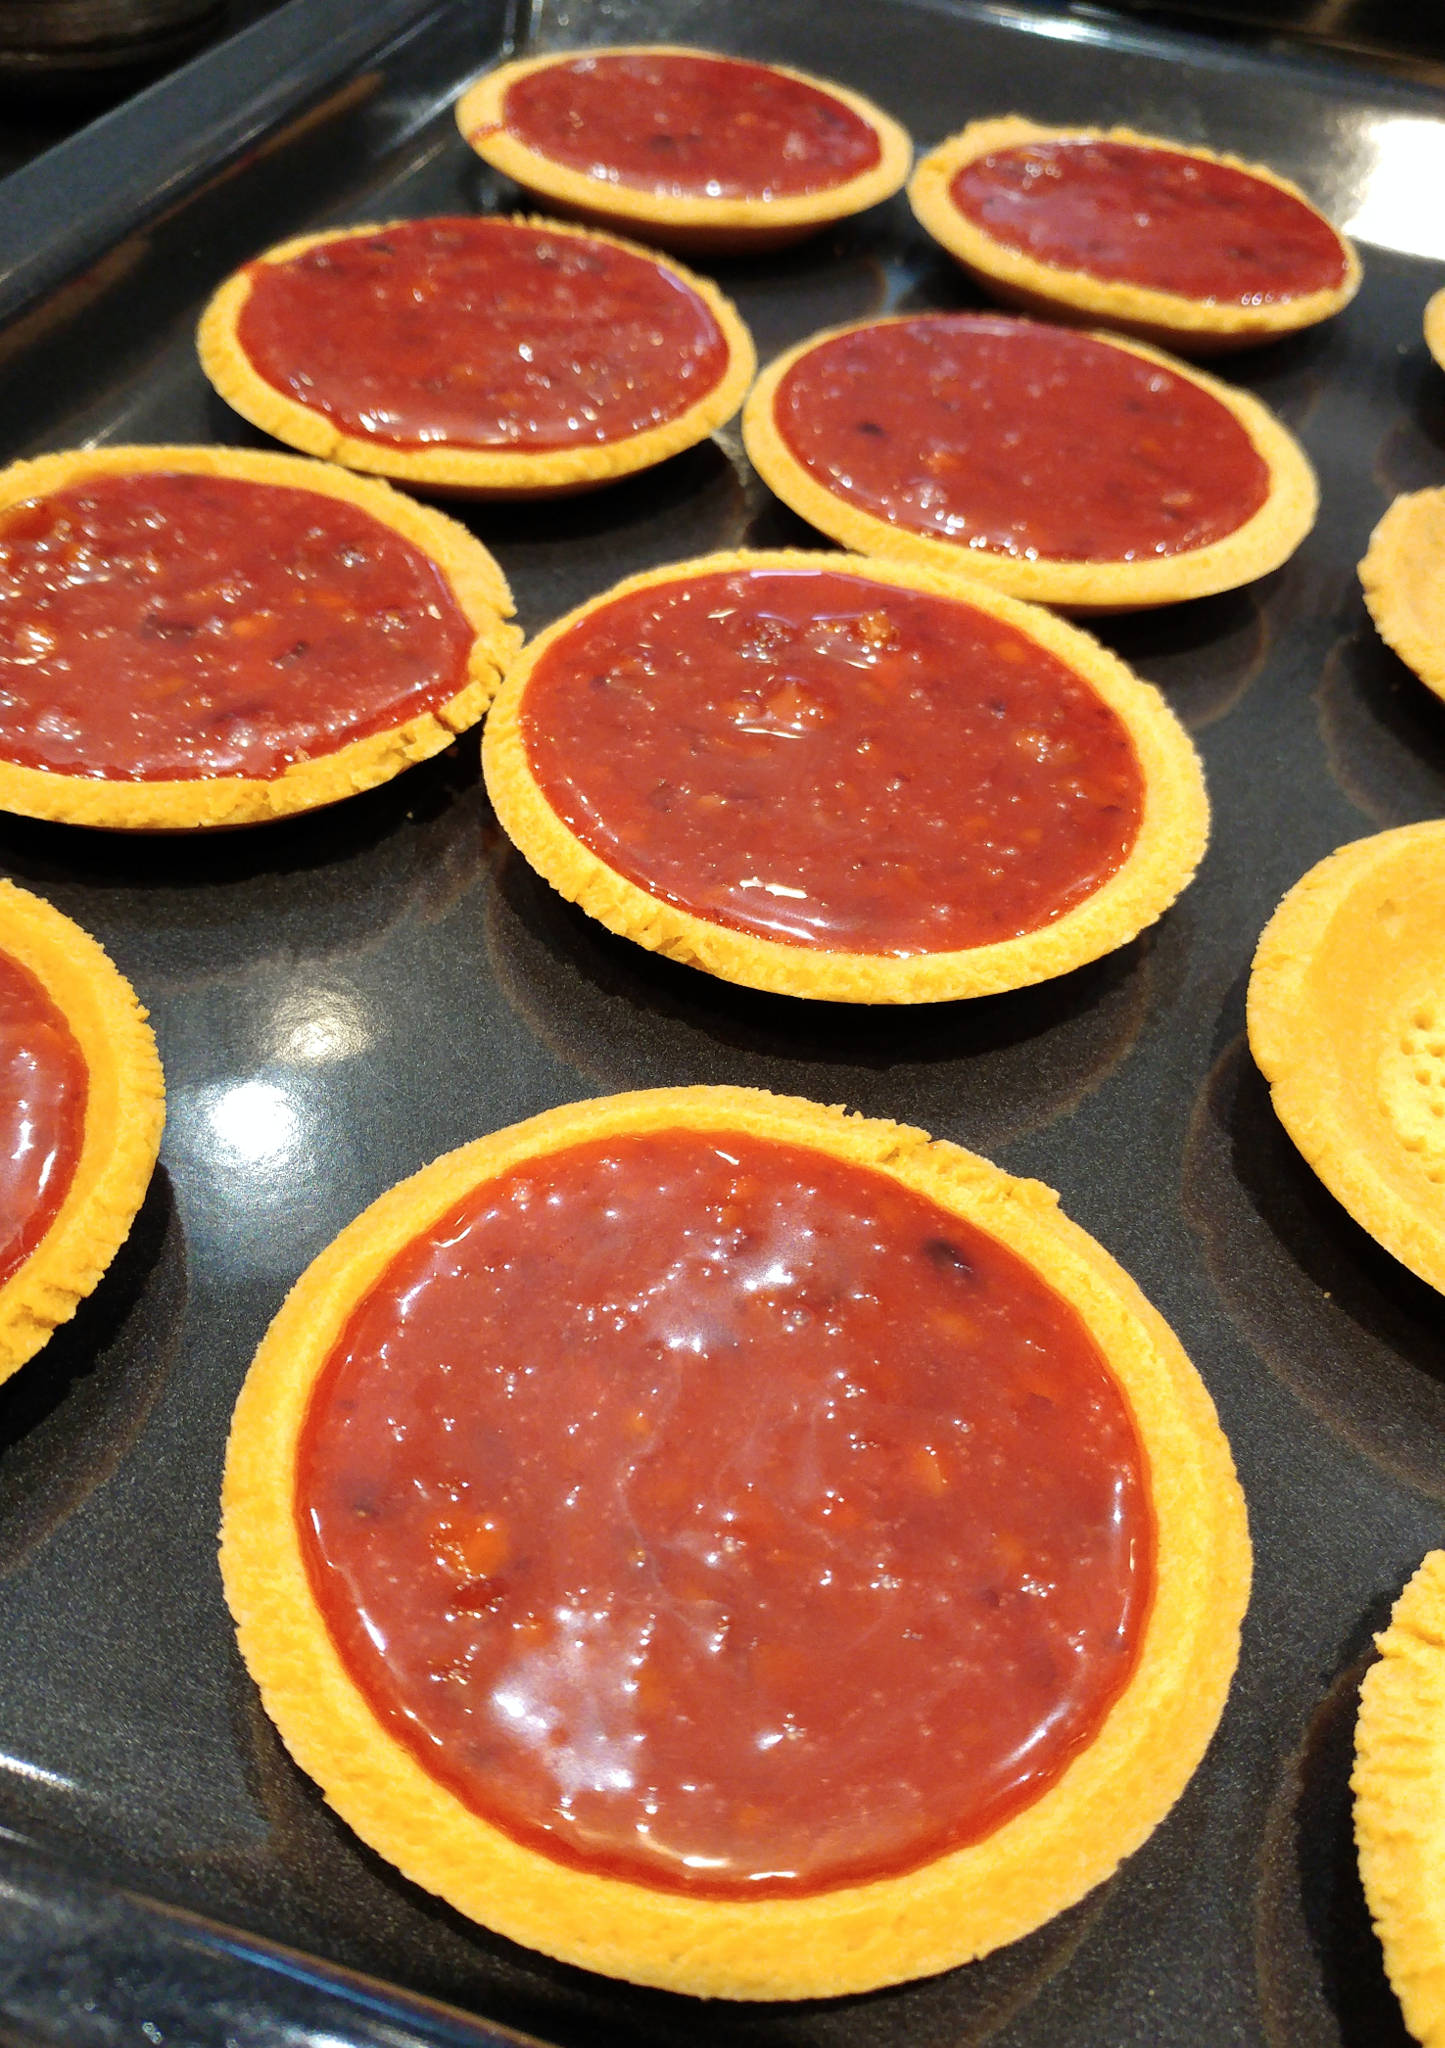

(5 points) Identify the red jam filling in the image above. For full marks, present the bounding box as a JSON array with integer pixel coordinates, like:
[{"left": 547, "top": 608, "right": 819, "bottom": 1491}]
[
  {"left": 950, "top": 139, "right": 1348, "bottom": 303},
  {"left": 519, "top": 566, "right": 1143, "bottom": 954},
  {"left": 297, "top": 1127, "right": 1155, "bottom": 1898},
  {"left": 772, "top": 314, "right": 1272, "bottom": 562},
  {"left": 0, "top": 947, "right": 87, "bottom": 1290},
  {"left": 0, "top": 472, "right": 474, "bottom": 781},
  {"left": 235, "top": 219, "right": 732, "bottom": 453},
  {"left": 494, "top": 51, "right": 882, "bottom": 200}
]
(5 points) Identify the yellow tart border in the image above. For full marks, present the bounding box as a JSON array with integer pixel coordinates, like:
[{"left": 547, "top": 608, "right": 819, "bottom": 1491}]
[
  {"left": 1247, "top": 821, "right": 1445, "bottom": 1297},
  {"left": 481, "top": 547, "right": 1209, "bottom": 1003},
  {"left": 0, "top": 445, "right": 520, "bottom": 830},
  {"left": 0, "top": 881, "right": 164, "bottom": 1381},
  {"left": 454, "top": 47, "right": 913, "bottom": 254},
  {"left": 1425, "top": 290, "right": 1445, "bottom": 374},
  {"left": 908, "top": 118, "right": 1360, "bottom": 354},
  {"left": 1355, "top": 1550, "right": 1445, "bottom": 2048},
  {"left": 1359, "top": 489, "right": 1445, "bottom": 707},
  {"left": 221, "top": 1080, "right": 1250, "bottom": 2001},
  {"left": 742, "top": 315, "right": 1318, "bottom": 613},
  {"left": 197, "top": 217, "right": 756, "bottom": 497}
]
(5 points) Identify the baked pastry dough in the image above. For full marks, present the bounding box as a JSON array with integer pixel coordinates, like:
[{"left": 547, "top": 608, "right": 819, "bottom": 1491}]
[
  {"left": 0, "top": 882, "right": 164, "bottom": 1381},
  {"left": 1426, "top": 290, "right": 1445, "bottom": 374},
  {"left": 198, "top": 216, "right": 754, "bottom": 497},
  {"left": 1359, "top": 489, "right": 1445, "bottom": 706},
  {"left": 221, "top": 1082, "right": 1250, "bottom": 1999},
  {"left": 0, "top": 445, "right": 518, "bottom": 829},
  {"left": 481, "top": 549, "right": 1209, "bottom": 1001},
  {"left": 1248, "top": 822, "right": 1445, "bottom": 1296},
  {"left": 455, "top": 46, "right": 911, "bottom": 253},
  {"left": 909, "top": 118, "right": 1359, "bottom": 352}
]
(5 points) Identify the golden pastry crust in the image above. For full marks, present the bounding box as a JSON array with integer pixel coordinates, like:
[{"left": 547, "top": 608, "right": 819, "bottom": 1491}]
[
  {"left": 197, "top": 217, "right": 755, "bottom": 497},
  {"left": 221, "top": 1081, "right": 1250, "bottom": 2000},
  {"left": 481, "top": 548, "right": 1209, "bottom": 1002},
  {"left": 1247, "top": 822, "right": 1445, "bottom": 1296},
  {"left": 455, "top": 47, "right": 912, "bottom": 254},
  {"left": 1354, "top": 1550, "right": 1445, "bottom": 2048},
  {"left": 908, "top": 118, "right": 1360, "bottom": 353},
  {"left": 0, "top": 882, "right": 164, "bottom": 1381},
  {"left": 742, "top": 317, "right": 1317, "bottom": 613},
  {"left": 0, "top": 445, "right": 519, "bottom": 830},
  {"left": 1425, "top": 290, "right": 1445, "bottom": 374},
  {"left": 1360, "top": 489, "right": 1445, "bottom": 706}
]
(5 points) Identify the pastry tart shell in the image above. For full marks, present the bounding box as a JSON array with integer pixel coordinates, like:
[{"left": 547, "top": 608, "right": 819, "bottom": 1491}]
[
  {"left": 1425, "top": 289, "right": 1445, "bottom": 374},
  {"left": 197, "top": 218, "right": 755, "bottom": 497},
  {"left": 1359, "top": 489, "right": 1445, "bottom": 706},
  {"left": 0, "top": 882, "right": 164, "bottom": 1382},
  {"left": 454, "top": 48, "right": 913, "bottom": 254},
  {"left": 481, "top": 548, "right": 1210, "bottom": 1003},
  {"left": 220, "top": 1082, "right": 1250, "bottom": 2000},
  {"left": 742, "top": 319, "right": 1318, "bottom": 613},
  {"left": 0, "top": 445, "right": 520, "bottom": 831}
]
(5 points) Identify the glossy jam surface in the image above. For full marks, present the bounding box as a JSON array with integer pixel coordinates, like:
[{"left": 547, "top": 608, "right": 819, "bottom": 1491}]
[
  {"left": 297, "top": 1127, "right": 1155, "bottom": 1897},
  {"left": 0, "top": 947, "right": 87, "bottom": 1289},
  {"left": 496, "top": 51, "right": 882, "bottom": 200},
  {"left": 773, "top": 315, "right": 1271, "bottom": 562},
  {"left": 0, "top": 473, "right": 474, "bottom": 782},
  {"left": 950, "top": 139, "right": 1348, "bottom": 303},
  {"left": 237, "top": 219, "right": 732, "bottom": 452},
  {"left": 520, "top": 567, "right": 1143, "bottom": 954}
]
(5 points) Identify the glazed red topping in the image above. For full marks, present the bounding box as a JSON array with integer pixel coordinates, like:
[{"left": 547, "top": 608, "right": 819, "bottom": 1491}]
[
  {"left": 495, "top": 51, "right": 882, "bottom": 200},
  {"left": 0, "top": 947, "right": 87, "bottom": 1289},
  {"left": 519, "top": 566, "right": 1142, "bottom": 954},
  {"left": 950, "top": 139, "right": 1348, "bottom": 303},
  {"left": 772, "top": 314, "right": 1272, "bottom": 562},
  {"left": 0, "top": 472, "right": 474, "bottom": 781},
  {"left": 297, "top": 1126, "right": 1155, "bottom": 1897},
  {"left": 236, "top": 219, "right": 732, "bottom": 452}
]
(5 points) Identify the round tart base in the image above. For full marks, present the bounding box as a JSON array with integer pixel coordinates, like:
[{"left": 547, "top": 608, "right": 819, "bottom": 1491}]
[
  {"left": 0, "top": 445, "right": 519, "bottom": 830},
  {"left": 1426, "top": 290, "right": 1445, "bottom": 374},
  {"left": 908, "top": 118, "right": 1359, "bottom": 354},
  {"left": 1359, "top": 489, "right": 1445, "bottom": 706},
  {"left": 221, "top": 1083, "right": 1250, "bottom": 2000},
  {"left": 1354, "top": 1551, "right": 1445, "bottom": 2048},
  {"left": 0, "top": 882, "right": 164, "bottom": 1381},
  {"left": 1247, "top": 822, "right": 1445, "bottom": 1296},
  {"left": 454, "top": 47, "right": 913, "bottom": 255},
  {"left": 481, "top": 548, "right": 1209, "bottom": 1002}
]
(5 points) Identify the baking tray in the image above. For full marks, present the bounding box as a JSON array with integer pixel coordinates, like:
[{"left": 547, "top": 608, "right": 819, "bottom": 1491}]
[{"left": 0, "top": 0, "right": 1443, "bottom": 2040}]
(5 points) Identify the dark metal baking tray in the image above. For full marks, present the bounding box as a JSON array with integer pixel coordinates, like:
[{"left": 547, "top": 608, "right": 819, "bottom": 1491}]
[{"left": 0, "top": 0, "right": 1443, "bottom": 2041}]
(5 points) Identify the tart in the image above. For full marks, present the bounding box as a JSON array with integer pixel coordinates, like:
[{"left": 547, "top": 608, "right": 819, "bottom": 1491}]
[
  {"left": 454, "top": 46, "right": 912, "bottom": 254},
  {"left": 0, "top": 445, "right": 519, "bottom": 830},
  {"left": 741, "top": 313, "right": 1317, "bottom": 612},
  {"left": 1354, "top": 1550, "right": 1445, "bottom": 2048},
  {"left": 197, "top": 216, "right": 755, "bottom": 497},
  {"left": 1247, "top": 822, "right": 1445, "bottom": 1297},
  {"left": 1359, "top": 489, "right": 1445, "bottom": 706},
  {"left": 909, "top": 118, "right": 1360, "bottom": 353},
  {"left": 221, "top": 1082, "right": 1250, "bottom": 2000},
  {"left": 481, "top": 549, "right": 1209, "bottom": 1003},
  {"left": 1426, "top": 290, "right": 1445, "bottom": 374},
  {"left": 0, "top": 881, "right": 164, "bottom": 1382}
]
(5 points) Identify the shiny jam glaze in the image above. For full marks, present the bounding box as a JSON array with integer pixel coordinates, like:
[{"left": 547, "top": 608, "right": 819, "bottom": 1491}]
[
  {"left": 297, "top": 1127, "right": 1155, "bottom": 1897},
  {"left": 950, "top": 139, "right": 1348, "bottom": 303},
  {"left": 0, "top": 472, "right": 474, "bottom": 781},
  {"left": 236, "top": 219, "right": 733, "bottom": 452},
  {"left": 0, "top": 947, "right": 87, "bottom": 1289},
  {"left": 772, "top": 314, "right": 1272, "bottom": 562},
  {"left": 494, "top": 52, "right": 882, "bottom": 200},
  {"left": 519, "top": 566, "right": 1143, "bottom": 953}
]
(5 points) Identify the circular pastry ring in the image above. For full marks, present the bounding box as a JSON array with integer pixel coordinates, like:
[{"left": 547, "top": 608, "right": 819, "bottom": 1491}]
[
  {"left": 481, "top": 548, "right": 1210, "bottom": 1003},
  {"left": 197, "top": 217, "right": 756, "bottom": 497},
  {"left": 908, "top": 118, "right": 1360, "bottom": 353},
  {"left": 742, "top": 316, "right": 1318, "bottom": 612},
  {"left": 0, "top": 882, "right": 164, "bottom": 1382},
  {"left": 1425, "top": 289, "right": 1445, "bottom": 374},
  {"left": 1247, "top": 821, "right": 1445, "bottom": 1297},
  {"left": 221, "top": 1082, "right": 1250, "bottom": 2000},
  {"left": 0, "top": 445, "right": 519, "bottom": 830},
  {"left": 455, "top": 46, "right": 913, "bottom": 253},
  {"left": 1359, "top": 489, "right": 1445, "bottom": 706}
]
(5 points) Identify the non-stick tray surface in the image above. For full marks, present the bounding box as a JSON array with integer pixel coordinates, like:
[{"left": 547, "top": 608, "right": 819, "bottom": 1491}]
[{"left": 0, "top": 0, "right": 1442, "bottom": 2041}]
